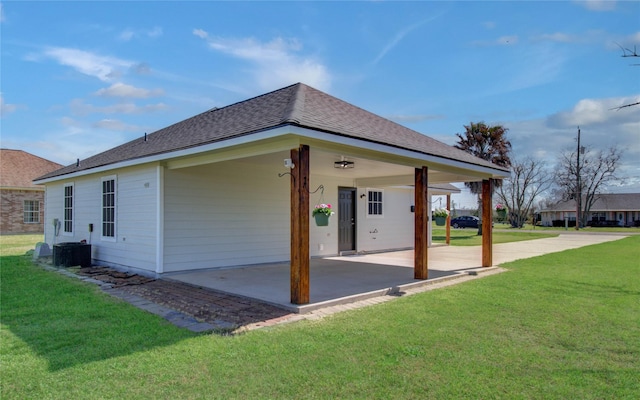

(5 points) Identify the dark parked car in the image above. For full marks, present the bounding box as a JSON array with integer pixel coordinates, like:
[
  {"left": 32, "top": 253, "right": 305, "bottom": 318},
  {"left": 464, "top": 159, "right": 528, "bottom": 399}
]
[{"left": 450, "top": 215, "right": 479, "bottom": 229}]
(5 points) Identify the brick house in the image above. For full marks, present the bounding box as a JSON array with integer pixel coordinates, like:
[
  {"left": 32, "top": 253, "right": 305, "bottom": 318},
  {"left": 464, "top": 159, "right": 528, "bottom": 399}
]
[{"left": 1, "top": 149, "right": 62, "bottom": 234}]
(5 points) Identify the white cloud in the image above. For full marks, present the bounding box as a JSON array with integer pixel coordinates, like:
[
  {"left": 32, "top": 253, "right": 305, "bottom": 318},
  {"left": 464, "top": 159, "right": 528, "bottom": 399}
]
[
  {"left": 119, "top": 29, "right": 135, "bottom": 41},
  {"left": 573, "top": 0, "right": 617, "bottom": 11},
  {"left": 2, "top": 123, "right": 133, "bottom": 166},
  {"left": 482, "top": 21, "right": 496, "bottom": 30},
  {"left": 31, "top": 131, "right": 129, "bottom": 166},
  {"left": 534, "top": 30, "right": 610, "bottom": 45},
  {"left": 472, "top": 35, "right": 519, "bottom": 46},
  {"left": 0, "top": 95, "right": 18, "bottom": 117},
  {"left": 548, "top": 95, "right": 640, "bottom": 127},
  {"left": 94, "top": 83, "right": 164, "bottom": 98},
  {"left": 488, "top": 44, "right": 567, "bottom": 95},
  {"left": 43, "top": 47, "right": 134, "bottom": 82},
  {"left": 60, "top": 116, "right": 81, "bottom": 128},
  {"left": 131, "top": 62, "right": 152, "bottom": 75},
  {"left": 499, "top": 96, "right": 640, "bottom": 193},
  {"left": 192, "top": 29, "right": 208, "bottom": 39},
  {"left": 205, "top": 36, "right": 303, "bottom": 62},
  {"left": 535, "top": 33, "right": 576, "bottom": 43},
  {"left": 373, "top": 14, "right": 444, "bottom": 65},
  {"left": 70, "top": 99, "right": 168, "bottom": 116},
  {"left": 92, "top": 119, "right": 145, "bottom": 132},
  {"left": 610, "top": 33, "right": 640, "bottom": 53},
  {"left": 387, "top": 114, "right": 446, "bottom": 123},
  {"left": 148, "top": 27, "right": 162, "bottom": 38},
  {"left": 119, "top": 26, "right": 163, "bottom": 41},
  {"left": 193, "top": 30, "right": 331, "bottom": 91}
]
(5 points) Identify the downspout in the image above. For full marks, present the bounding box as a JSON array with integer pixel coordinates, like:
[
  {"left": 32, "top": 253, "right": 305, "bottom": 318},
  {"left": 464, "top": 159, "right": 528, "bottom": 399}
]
[{"left": 155, "top": 164, "right": 165, "bottom": 275}]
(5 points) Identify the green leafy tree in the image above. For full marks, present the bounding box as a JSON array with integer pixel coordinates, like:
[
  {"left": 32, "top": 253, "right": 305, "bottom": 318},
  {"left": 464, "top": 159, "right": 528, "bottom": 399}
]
[{"left": 455, "top": 122, "right": 512, "bottom": 234}]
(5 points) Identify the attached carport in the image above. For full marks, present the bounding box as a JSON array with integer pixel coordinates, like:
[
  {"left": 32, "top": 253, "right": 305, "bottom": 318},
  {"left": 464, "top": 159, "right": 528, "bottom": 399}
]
[
  {"left": 164, "top": 131, "right": 506, "bottom": 306},
  {"left": 286, "top": 140, "right": 502, "bottom": 304}
]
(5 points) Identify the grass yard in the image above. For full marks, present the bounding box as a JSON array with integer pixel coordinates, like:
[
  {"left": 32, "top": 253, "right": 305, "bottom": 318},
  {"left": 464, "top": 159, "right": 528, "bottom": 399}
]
[
  {"left": 493, "top": 222, "right": 640, "bottom": 233},
  {"left": 0, "top": 234, "right": 43, "bottom": 257},
  {"left": 431, "top": 225, "right": 557, "bottom": 245},
  {"left": 2, "top": 235, "right": 639, "bottom": 399}
]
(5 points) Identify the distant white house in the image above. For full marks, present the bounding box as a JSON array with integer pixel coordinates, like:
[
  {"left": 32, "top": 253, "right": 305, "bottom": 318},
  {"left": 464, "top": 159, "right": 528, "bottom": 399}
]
[
  {"left": 34, "top": 83, "right": 508, "bottom": 303},
  {"left": 540, "top": 193, "right": 640, "bottom": 227}
]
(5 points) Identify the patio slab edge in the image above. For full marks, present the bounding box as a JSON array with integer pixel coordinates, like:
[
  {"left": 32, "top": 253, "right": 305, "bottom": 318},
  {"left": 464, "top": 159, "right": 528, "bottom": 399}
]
[{"left": 294, "top": 266, "right": 501, "bottom": 314}]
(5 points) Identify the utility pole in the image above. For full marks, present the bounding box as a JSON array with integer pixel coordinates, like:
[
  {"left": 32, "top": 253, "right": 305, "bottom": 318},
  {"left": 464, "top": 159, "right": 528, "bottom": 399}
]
[{"left": 575, "top": 126, "right": 581, "bottom": 230}]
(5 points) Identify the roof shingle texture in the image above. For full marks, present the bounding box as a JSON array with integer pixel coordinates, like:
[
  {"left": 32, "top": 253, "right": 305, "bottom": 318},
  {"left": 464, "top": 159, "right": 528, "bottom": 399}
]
[
  {"left": 37, "top": 83, "right": 508, "bottom": 181},
  {"left": 543, "top": 193, "right": 640, "bottom": 212},
  {"left": 0, "top": 149, "right": 63, "bottom": 188}
]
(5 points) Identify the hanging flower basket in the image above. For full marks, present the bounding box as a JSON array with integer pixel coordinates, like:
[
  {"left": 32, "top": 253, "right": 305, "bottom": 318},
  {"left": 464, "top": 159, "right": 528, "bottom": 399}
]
[
  {"left": 433, "top": 208, "right": 449, "bottom": 226},
  {"left": 496, "top": 204, "right": 507, "bottom": 222},
  {"left": 312, "top": 203, "right": 334, "bottom": 227},
  {"left": 314, "top": 213, "right": 330, "bottom": 226}
]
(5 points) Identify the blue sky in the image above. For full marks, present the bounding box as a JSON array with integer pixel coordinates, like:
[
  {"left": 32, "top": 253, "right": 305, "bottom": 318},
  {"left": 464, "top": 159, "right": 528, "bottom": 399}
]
[{"left": 1, "top": 1, "right": 638, "bottom": 208}]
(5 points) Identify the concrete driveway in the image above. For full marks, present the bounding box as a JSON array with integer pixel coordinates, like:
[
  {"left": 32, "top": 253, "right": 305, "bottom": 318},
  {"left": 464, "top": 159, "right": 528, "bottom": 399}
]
[{"left": 167, "top": 233, "right": 625, "bottom": 313}]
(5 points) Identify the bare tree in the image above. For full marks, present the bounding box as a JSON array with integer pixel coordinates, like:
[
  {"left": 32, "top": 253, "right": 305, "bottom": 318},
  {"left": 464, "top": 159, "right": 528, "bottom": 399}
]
[
  {"left": 496, "top": 157, "right": 552, "bottom": 228},
  {"left": 554, "top": 145, "right": 623, "bottom": 228}
]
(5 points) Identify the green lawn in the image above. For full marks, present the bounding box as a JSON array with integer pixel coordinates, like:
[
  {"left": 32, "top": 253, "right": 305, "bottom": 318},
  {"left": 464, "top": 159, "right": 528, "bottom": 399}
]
[
  {"left": 493, "top": 222, "right": 640, "bottom": 233},
  {"left": 2, "top": 235, "right": 638, "bottom": 398},
  {"left": 0, "top": 234, "right": 43, "bottom": 257},
  {"left": 432, "top": 224, "right": 557, "bottom": 245}
]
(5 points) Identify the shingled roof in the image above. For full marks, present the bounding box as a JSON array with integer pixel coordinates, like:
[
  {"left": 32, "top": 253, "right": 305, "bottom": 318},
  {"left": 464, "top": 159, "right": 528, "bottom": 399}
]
[
  {"left": 542, "top": 193, "right": 640, "bottom": 212},
  {"left": 37, "top": 83, "right": 508, "bottom": 181},
  {"left": 0, "top": 149, "right": 62, "bottom": 188}
]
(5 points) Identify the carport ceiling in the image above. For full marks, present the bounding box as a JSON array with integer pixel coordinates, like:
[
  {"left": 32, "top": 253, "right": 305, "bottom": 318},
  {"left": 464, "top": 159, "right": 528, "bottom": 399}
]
[{"left": 233, "top": 149, "right": 485, "bottom": 185}]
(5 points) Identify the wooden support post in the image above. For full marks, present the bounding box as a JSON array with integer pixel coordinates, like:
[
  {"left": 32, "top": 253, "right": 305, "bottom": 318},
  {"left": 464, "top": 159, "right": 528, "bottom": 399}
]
[
  {"left": 446, "top": 194, "right": 451, "bottom": 245},
  {"left": 482, "top": 179, "right": 493, "bottom": 267},
  {"left": 290, "top": 145, "right": 310, "bottom": 304},
  {"left": 414, "top": 166, "right": 428, "bottom": 279}
]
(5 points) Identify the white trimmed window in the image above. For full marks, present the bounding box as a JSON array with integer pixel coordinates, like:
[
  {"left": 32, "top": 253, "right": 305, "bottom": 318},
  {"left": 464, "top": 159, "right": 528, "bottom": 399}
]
[
  {"left": 63, "top": 184, "right": 74, "bottom": 234},
  {"left": 23, "top": 200, "right": 40, "bottom": 223},
  {"left": 367, "top": 189, "right": 384, "bottom": 217},
  {"left": 102, "top": 176, "right": 116, "bottom": 240}
]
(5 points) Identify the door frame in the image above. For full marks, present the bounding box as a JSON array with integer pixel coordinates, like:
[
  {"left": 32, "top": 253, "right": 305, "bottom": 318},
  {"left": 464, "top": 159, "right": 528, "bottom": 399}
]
[{"left": 338, "top": 187, "right": 357, "bottom": 254}]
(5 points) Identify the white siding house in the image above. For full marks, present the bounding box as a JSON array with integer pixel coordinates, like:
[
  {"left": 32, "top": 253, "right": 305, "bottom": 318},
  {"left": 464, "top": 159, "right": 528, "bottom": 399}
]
[
  {"left": 44, "top": 164, "right": 160, "bottom": 272},
  {"left": 36, "top": 83, "right": 509, "bottom": 288}
]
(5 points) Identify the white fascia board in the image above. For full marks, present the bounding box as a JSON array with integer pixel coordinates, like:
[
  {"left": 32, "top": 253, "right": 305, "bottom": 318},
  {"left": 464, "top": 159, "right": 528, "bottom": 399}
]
[
  {"left": 34, "top": 124, "right": 509, "bottom": 184},
  {"left": 33, "top": 126, "right": 296, "bottom": 184}
]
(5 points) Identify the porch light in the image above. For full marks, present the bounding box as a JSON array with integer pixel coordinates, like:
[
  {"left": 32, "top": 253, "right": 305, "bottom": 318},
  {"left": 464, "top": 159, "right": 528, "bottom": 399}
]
[{"left": 334, "top": 160, "right": 355, "bottom": 169}]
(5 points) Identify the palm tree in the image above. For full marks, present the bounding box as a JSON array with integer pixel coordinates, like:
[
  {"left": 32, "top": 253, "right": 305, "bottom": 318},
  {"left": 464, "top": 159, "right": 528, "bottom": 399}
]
[{"left": 454, "top": 122, "right": 512, "bottom": 234}]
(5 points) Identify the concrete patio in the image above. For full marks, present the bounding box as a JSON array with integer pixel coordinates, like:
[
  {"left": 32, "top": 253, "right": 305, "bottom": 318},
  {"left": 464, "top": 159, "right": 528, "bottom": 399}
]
[{"left": 167, "top": 233, "right": 625, "bottom": 313}]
